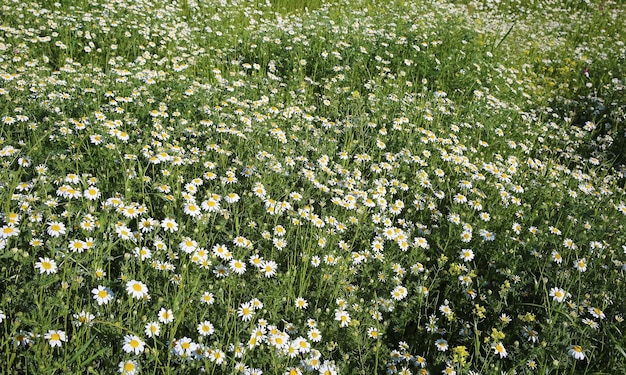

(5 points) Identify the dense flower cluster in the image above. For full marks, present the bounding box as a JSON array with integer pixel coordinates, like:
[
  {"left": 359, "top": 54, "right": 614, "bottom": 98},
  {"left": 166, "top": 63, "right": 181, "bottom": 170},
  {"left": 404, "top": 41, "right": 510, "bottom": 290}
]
[{"left": 0, "top": 0, "right": 624, "bottom": 373}]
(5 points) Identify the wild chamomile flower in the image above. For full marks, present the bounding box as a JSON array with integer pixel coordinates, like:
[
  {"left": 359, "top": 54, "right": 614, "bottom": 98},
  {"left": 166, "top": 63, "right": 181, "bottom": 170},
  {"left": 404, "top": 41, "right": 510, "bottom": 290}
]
[
  {"left": 568, "top": 345, "right": 585, "bottom": 360},
  {"left": 201, "top": 198, "right": 221, "bottom": 212},
  {"left": 115, "top": 224, "right": 133, "bottom": 240},
  {"left": 582, "top": 318, "right": 599, "bottom": 329},
  {"left": 212, "top": 243, "right": 232, "bottom": 260},
  {"left": 35, "top": 257, "right": 58, "bottom": 275},
  {"left": 13, "top": 331, "right": 33, "bottom": 347},
  {"left": 68, "top": 239, "right": 87, "bottom": 253},
  {"left": 308, "top": 328, "right": 322, "bottom": 342},
  {"left": 134, "top": 246, "right": 152, "bottom": 261},
  {"left": 260, "top": 260, "right": 278, "bottom": 277},
  {"left": 158, "top": 307, "right": 174, "bottom": 324},
  {"left": 367, "top": 327, "right": 380, "bottom": 339},
  {"left": 118, "top": 360, "right": 139, "bottom": 375},
  {"left": 73, "top": 310, "right": 95, "bottom": 327},
  {"left": 200, "top": 292, "right": 215, "bottom": 305},
  {"left": 160, "top": 217, "right": 178, "bottom": 232},
  {"left": 588, "top": 307, "right": 605, "bottom": 319},
  {"left": 144, "top": 322, "right": 161, "bottom": 338},
  {"left": 549, "top": 287, "right": 568, "bottom": 303},
  {"left": 460, "top": 248, "right": 474, "bottom": 262},
  {"left": 139, "top": 218, "right": 158, "bottom": 233},
  {"left": 0, "top": 225, "right": 19, "bottom": 239},
  {"left": 295, "top": 297, "right": 308, "bottom": 310},
  {"left": 92, "top": 285, "right": 114, "bottom": 305},
  {"left": 492, "top": 342, "right": 507, "bottom": 358},
  {"left": 391, "top": 285, "right": 408, "bottom": 301},
  {"left": 122, "top": 335, "right": 146, "bottom": 355},
  {"left": 225, "top": 192, "right": 240, "bottom": 203},
  {"left": 83, "top": 186, "right": 101, "bottom": 200},
  {"left": 183, "top": 202, "right": 202, "bottom": 217},
  {"left": 126, "top": 280, "right": 149, "bottom": 300},
  {"left": 435, "top": 338, "right": 449, "bottom": 352},
  {"left": 44, "top": 330, "right": 67, "bottom": 347},
  {"left": 574, "top": 258, "right": 588, "bottom": 272},
  {"left": 237, "top": 302, "right": 255, "bottom": 322},
  {"left": 47, "top": 221, "right": 66, "bottom": 237},
  {"left": 173, "top": 337, "right": 198, "bottom": 357},
  {"left": 198, "top": 321, "right": 215, "bottom": 336},
  {"left": 334, "top": 310, "right": 351, "bottom": 328},
  {"left": 229, "top": 259, "right": 247, "bottom": 275},
  {"left": 179, "top": 238, "right": 197, "bottom": 253}
]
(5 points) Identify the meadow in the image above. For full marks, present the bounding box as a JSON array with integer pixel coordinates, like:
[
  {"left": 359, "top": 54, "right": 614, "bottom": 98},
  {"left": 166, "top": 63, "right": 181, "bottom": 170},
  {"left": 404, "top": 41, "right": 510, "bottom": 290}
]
[{"left": 0, "top": 0, "right": 625, "bottom": 373}]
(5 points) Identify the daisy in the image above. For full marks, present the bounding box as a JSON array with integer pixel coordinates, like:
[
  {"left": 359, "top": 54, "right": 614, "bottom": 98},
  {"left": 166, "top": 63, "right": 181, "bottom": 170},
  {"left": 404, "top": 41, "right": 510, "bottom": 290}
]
[
  {"left": 197, "top": 321, "right": 215, "bottom": 336},
  {"left": 460, "top": 230, "right": 472, "bottom": 243},
  {"left": 173, "top": 337, "right": 197, "bottom": 357},
  {"left": 201, "top": 198, "right": 221, "bottom": 212},
  {"left": 391, "top": 285, "right": 408, "bottom": 301},
  {"left": 568, "top": 345, "right": 585, "bottom": 360},
  {"left": 435, "top": 338, "right": 448, "bottom": 352},
  {"left": 225, "top": 193, "right": 240, "bottom": 203},
  {"left": 209, "top": 348, "right": 226, "bottom": 364},
  {"left": 308, "top": 328, "right": 322, "bottom": 342},
  {"left": 35, "top": 257, "right": 58, "bottom": 275},
  {"left": 144, "top": 321, "right": 160, "bottom": 338},
  {"left": 460, "top": 248, "right": 474, "bottom": 262},
  {"left": 0, "top": 225, "right": 19, "bottom": 239},
  {"left": 548, "top": 226, "right": 561, "bottom": 235},
  {"left": 115, "top": 224, "right": 133, "bottom": 240},
  {"left": 47, "top": 221, "right": 66, "bottom": 237},
  {"left": 212, "top": 243, "right": 232, "bottom": 260},
  {"left": 92, "top": 285, "right": 114, "bottom": 305},
  {"left": 179, "top": 238, "right": 197, "bottom": 253},
  {"left": 269, "top": 332, "right": 289, "bottom": 350},
  {"left": 551, "top": 251, "right": 563, "bottom": 264},
  {"left": 73, "top": 310, "right": 95, "bottom": 327},
  {"left": 588, "top": 307, "right": 605, "bottom": 320},
  {"left": 44, "top": 330, "right": 66, "bottom": 347},
  {"left": 83, "top": 186, "right": 101, "bottom": 201},
  {"left": 134, "top": 246, "right": 152, "bottom": 261},
  {"left": 367, "top": 327, "right": 379, "bottom": 339},
  {"left": 122, "top": 335, "right": 145, "bottom": 355},
  {"left": 118, "top": 360, "right": 139, "bottom": 375},
  {"left": 139, "top": 218, "right": 158, "bottom": 233},
  {"left": 582, "top": 318, "right": 599, "bottom": 329},
  {"left": 523, "top": 326, "right": 539, "bottom": 342},
  {"left": 126, "top": 280, "right": 149, "bottom": 300},
  {"left": 574, "top": 258, "right": 587, "bottom": 272},
  {"left": 68, "top": 239, "right": 87, "bottom": 253},
  {"left": 161, "top": 217, "right": 178, "bottom": 232},
  {"left": 229, "top": 259, "right": 247, "bottom": 275},
  {"left": 183, "top": 203, "right": 202, "bottom": 217},
  {"left": 294, "top": 337, "right": 311, "bottom": 353},
  {"left": 13, "top": 331, "right": 33, "bottom": 347},
  {"left": 158, "top": 307, "right": 174, "bottom": 324},
  {"left": 260, "top": 260, "right": 277, "bottom": 278},
  {"left": 238, "top": 302, "right": 255, "bottom": 322},
  {"left": 213, "top": 265, "right": 230, "bottom": 278},
  {"left": 549, "top": 287, "right": 568, "bottom": 303},
  {"left": 492, "top": 342, "right": 507, "bottom": 358},
  {"left": 295, "top": 297, "right": 308, "bottom": 310},
  {"left": 200, "top": 292, "right": 215, "bottom": 305},
  {"left": 334, "top": 310, "right": 351, "bottom": 328}
]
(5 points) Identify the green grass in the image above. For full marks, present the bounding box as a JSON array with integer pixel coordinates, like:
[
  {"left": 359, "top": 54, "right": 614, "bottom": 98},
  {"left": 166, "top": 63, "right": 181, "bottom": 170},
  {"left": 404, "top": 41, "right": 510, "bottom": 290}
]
[{"left": 0, "top": 0, "right": 625, "bottom": 374}]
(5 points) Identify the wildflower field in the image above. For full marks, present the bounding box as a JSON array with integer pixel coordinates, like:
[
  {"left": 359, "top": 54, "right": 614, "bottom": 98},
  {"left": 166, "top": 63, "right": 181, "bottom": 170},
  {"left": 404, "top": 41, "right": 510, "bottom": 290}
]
[{"left": 1, "top": 0, "right": 625, "bottom": 373}]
